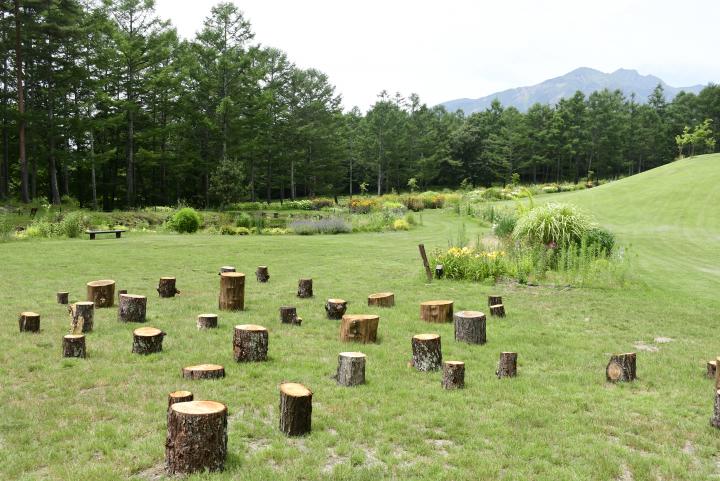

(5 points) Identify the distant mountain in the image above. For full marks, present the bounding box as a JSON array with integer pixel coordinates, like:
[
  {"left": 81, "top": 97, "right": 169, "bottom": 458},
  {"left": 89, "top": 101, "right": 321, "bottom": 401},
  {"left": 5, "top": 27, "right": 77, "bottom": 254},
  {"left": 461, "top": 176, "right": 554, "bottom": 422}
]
[{"left": 441, "top": 67, "right": 705, "bottom": 114}]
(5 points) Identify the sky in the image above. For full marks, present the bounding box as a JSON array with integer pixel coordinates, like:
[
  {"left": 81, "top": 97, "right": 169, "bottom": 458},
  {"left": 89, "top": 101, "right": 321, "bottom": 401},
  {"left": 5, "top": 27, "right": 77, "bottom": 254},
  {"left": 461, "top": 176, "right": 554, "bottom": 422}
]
[{"left": 154, "top": 0, "right": 720, "bottom": 111}]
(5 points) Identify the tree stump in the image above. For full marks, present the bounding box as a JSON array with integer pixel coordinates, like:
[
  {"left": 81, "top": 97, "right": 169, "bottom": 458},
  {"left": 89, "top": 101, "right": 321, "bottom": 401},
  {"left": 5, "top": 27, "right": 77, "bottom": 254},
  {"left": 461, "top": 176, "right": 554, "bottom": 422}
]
[
  {"left": 18, "top": 312, "right": 40, "bottom": 332},
  {"left": 219, "top": 272, "right": 245, "bottom": 311},
  {"left": 435, "top": 264, "right": 444, "bottom": 278},
  {"left": 197, "top": 313, "right": 218, "bottom": 329},
  {"left": 488, "top": 295, "right": 503, "bottom": 307},
  {"left": 411, "top": 334, "right": 442, "bottom": 371},
  {"left": 166, "top": 400, "right": 228, "bottom": 475},
  {"left": 219, "top": 266, "right": 235, "bottom": 275},
  {"left": 442, "top": 361, "right": 465, "bottom": 389},
  {"left": 325, "top": 299, "right": 347, "bottom": 320},
  {"left": 453, "top": 310, "right": 486, "bottom": 344},
  {"left": 279, "top": 383, "right": 312, "bottom": 436},
  {"left": 182, "top": 364, "right": 225, "bottom": 380},
  {"left": 233, "top": 324, "right": 269, "bottom": 362},
  {"left": 69, "top": 301, "right": 95, "bottom": 334},
  {"left": 157, "top": 277, "right": 180, "bottom": 298},
  {"left": 280, "top": 306, "right": 301, "bottom": 325},
  {"left": 606, "top": 353, "right": 636, "bottom": 382},
  {"left": 368, "top": 292, "right": 394, "bottom": 307},
  {"left": 118, "top": 294, "right": 147, "bottom": 323},
  {"left": 117, "top": 289, "right": 127, "bottom": 302},
  {"left": 715, "top": 356, "right": 720, "bottom": 390},
  {"left": 87, "top": 279, "right": 115, "bottom": 308},
  {"left": 62, "top": 334, "right": 86, "bottom": 358},
  {"left": 168, "top": 390, "right": 193, "bottom": 412},
  {"left": 339, "top": 314, "right": 379, "bottom": 343},
  {"left": 489, "top": 304, "right": 506, "bottom": 318},
  {"left": 56, "top": 291, "right": 69, "bottom": 304},
  {"left": 420, "top": 300, "right": 453, "bottom": 323},
  {"left": 132, "top": 327, "right": 165, "bottom": 354},
  {"left": 256, "top": 266, "right": 270, "bottom": 283},
  {"left": 707, "top": 360, "right": 717, "bottom": 379},
  {"left": 496, "top": 352, "right": 518, "bottom": 378},
  {"left": 711, "top": 389, "right": 720, "bottom": 428},
  {"left": 297, "top": 278, "right": 313, "bottom": 298},
  {"left": 336, "top": 352, "right": 366, "bottom": 386}
]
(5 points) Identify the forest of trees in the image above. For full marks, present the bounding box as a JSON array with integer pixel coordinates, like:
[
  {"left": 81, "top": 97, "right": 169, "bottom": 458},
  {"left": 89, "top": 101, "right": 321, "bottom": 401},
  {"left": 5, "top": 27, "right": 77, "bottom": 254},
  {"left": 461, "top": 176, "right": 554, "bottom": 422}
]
[{"left": 1, "top": 0, "right": 720, "bottom": 209}]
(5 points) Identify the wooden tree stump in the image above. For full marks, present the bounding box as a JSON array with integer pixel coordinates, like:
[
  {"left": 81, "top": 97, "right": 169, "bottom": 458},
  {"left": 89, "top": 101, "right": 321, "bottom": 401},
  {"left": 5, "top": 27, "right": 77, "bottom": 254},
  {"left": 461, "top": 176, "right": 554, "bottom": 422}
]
[
  {"left": 340, "top": 314, "right": 379, "bottom": 343},
  {"left": 496, "top": 352, "right": 518, "bottom": 378},
  {"left": 442, "top": 361, "right": 465, "bottom": 389},
  {"left": 87, "top": 279, "right": 115, "bottom": 308},
  {"left": 18, "top": 312, "right": 40, "bottom": 332},
  {"left": 453, "top": 310, "right": 486, "bottom": 344},
  {"left": 166, "top": 400, "right": 228, "bottom": 475},
  {"left": 368, "top": 292, "right": 394, "bottom": 307},
  {"left": 708, "top": 360, "right": 717, "bottom": 379},
  {"left": 488, "top": 295, "right": 503, "bottom": 307},
  {"left": 325, "top": 299, "right": 347, "bottom": 320},
  {"left": 219, "top": 272, "right": 245, "bottom": 311},
  {"left": 336, "top": 352, "right": 366, "bottom": 386},
  {"left": 714, "top": 356, "right": 720, "bottom": 389},
  {"left": 68, "top": 301, "right": 95, "bottom": 334},
  {"left": 197, "top": 313, "right": 218, "bottom": 329},
  {"left": 118, "top": 294, "right": 147, "bottom": 323},
  {"left": 297, "top": 278, "right": 313, "bottom": 298},
  {"left": 56, "top": 291, "right": 69, "bottom": 304},
  {"left": 420, "top": 300, "right": 453, "bottom": 323},
  {"left": 489, "top": 304, "right": 506, "bottom": 318},
  {"left": 256, "top": 266, "right": 270, "bottom": 283},
  {"left": 157, "top": 277, "right": 180, "bottom": 298},
  {"left": 182, "top": 364, "right": 225, "bottom": 380},
  {"left": 606, "top": 353, "right": 636, "bottom": 382},
  {"left": 117, "top": 289, "right": 127, "bottom": 302},
  {"left": 62, "top": 334, "right": 86, "bottom": 358},
  {"left": 711, "top": 389, "right": 720, "bottom": 428},
  {"left": 435, "top": 264, "right": 444, "bottom": 278},
  {"left": 132, "top": 327, "right": 165, "bottom": 354},
  {"left": 233, "top": 324, "right": 269, "bottom": 362},
  {"left": 219, "top": 266, "right": 235, "bottom": 275},
  {"left": 168, "top": 390, "right": 194, "bottom": 411},
  {"left": 411, "top": 334, "right": 442, "bottom": 371},
  {"left": 280, "top": 306, "right": 301, "bottom": 325},
  {"left": 279, "top": 383, "right": 312, "bottom": 436}
]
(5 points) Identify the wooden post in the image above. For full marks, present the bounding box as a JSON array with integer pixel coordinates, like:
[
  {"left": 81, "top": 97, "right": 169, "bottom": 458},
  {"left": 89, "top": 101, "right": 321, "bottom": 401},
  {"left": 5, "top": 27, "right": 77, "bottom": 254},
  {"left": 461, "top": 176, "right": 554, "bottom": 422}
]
[
  {"left": 56, "top": 291, "right": 69, "bottom": 304},
  {"left": 418, "top": 244, "right": 433, "bottom": 282},
  {"left": 87, "top": 279, "right": 115, "bottom": 308},
  {"left": 168, "top": 390, "right": 193, "bottom": 411},
  {"left": 62, "top": 334, "right": 86, "bottom": 358},
  {"left": 496, "top": 352, "right": 518, "bottom": 378},
  {"left": 219, "top": 272, "right": 245, "bottom": 311},
  {"left": 219, "top": 266, "right": 235, "bottom": 275},
  {"left": 442, "top": 361, "right": 465, "bottom": 389},
  {"left": 157, "top": 277, "right": 180, "bottom": 298},
  {"left": 453, "top": 310, "right": 486, "bottom": 344},
  {"left": 233, "top": 324, "right": 269, "bottom": 362},
  {"left": 336, "top": 352, "right": 366, "bottom": 386},
  {"left": 368, "top": 292, "right": 394, "bottom": 307},
  {"left": 182, "top": 364, "right": 225, "bottom": 380},
  {"left": 18, "top": 312, "right": 40, "bottom": 332},
  {"left": 489, "top": 304, "right": 506, "bottom": 318},
  {"left": 606, "top": 353, "right": 636, "bottom": 382},
  {"left": 197, "top": 313, "right": 218, "bottom": 329},
  {"left": 256, "top": 266, "right": 270, "bottom": 283},
  {"left": 280, "top": 306, "right": 301, "bottom": 325},
  {"left": 488, "top": 295, "right": 502, "bottom": 307},
  {"left": 279, "top": 383, "right": 312, "bottom": 436},
  {"left": 68, "top": 301, "right": 94, "bottom": 334},
  {"left": 297, "top": 278, "right": 313, "bottom": 298},
  {"left": 420, "top": 300, "right": 453, "bottom": 323},
  {"left": 712, "top": 389, "right": 720, "bottom": 428},
  {"left": 707, "top": 360, "right": 717, "bottom": 379},
  {"left": 325, "top": 299, "right": 347, "bottom": 320},
  {"left": 118, "top": 294, "right": 147, "bottom": 323},
  {"left": 340, "top": 314, "right": 379, "bottom": 343},
  {"left": 166, "top": 400, "right": 228, "bottom": 474},
  {"left": 132, "top": 327, "right": 165, "bottom": 354},
  {"left": 411, "top": 334, "right": 442, "bottom": 371}
]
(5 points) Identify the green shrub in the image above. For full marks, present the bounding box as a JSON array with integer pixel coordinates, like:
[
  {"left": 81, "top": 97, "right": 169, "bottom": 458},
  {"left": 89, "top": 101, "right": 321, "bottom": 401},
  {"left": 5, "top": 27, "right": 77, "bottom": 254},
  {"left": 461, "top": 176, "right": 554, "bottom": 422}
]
[
  {"left": 235, "top": 227, "right": 251, "bottom": 235},
  {"left": 512, "top": 203, "right": 590, "bottom": 247},
  {"left": 168, "top": 208, "right": 202, "bottom": 233},
  {"left": 493, "top": 212, "right": 517, "bottom": 238},
  {"left": 220, "top": 225, "right": 237, "bottom": 235},
  {"left": 403, "top": 196, "right": 424, "bottom": 212},
  {"left": 584, "top": 226, "right": 615, "bottom": 254},
  {"left": 311, "top": 198, "right": 334, "bottom": 210},
  {"left": 59, "top": 211, "right": 88, "bottom": 238},
  {"left": 235, "top": 213, "right": 253, "bottom": 229},
  {"left": 482, "top": 187, "right": 505, "bottom": 200},
  {"left": 285, "top": 200, "right": 313, "bottom": 210},
  {"left": 404, "top": 212, "right": 417, "bottom": 225},
  {"left": 392, "top": 219, "right": 410, "bottom": 230},
  {"left": 349, "top": 198, "right": 378, "bottom": 214}
]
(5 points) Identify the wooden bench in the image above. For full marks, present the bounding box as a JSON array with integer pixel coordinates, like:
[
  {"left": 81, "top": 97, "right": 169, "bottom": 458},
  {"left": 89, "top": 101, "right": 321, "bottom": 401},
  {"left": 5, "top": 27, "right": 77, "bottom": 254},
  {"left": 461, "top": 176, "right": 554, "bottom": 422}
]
[{"left": 86, "top": 229, "right": 126, "bottom": 240}]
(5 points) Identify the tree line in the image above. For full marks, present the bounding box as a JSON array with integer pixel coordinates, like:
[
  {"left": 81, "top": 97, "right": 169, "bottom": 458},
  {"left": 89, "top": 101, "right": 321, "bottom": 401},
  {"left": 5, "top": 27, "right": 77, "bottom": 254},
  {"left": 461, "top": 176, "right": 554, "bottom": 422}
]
[{"left": 1, "top": 0, "right": 719, "bottom": 209}]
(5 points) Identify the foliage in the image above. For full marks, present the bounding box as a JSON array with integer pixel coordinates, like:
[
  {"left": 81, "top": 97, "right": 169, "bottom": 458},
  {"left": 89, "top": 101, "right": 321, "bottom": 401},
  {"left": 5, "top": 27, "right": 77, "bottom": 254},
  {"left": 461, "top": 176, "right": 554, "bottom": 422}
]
[
  {"left": 310, "top": 198, "right": 335, "bottom": 210},
  {"left": 512, "top": 203, "right": 591, "bottom": 247},
  {"left": 392, "top": 218, "right": 410, "bottom": 230},
  {"left": 289, "top": 217, "right": 351, "bottom": 235},
  {"left": 167, "top": 208, "right": 202, "bottom": 234},
  {"left": 349, "top": 198, "right": 378, "bottom": 214},
  {"left": 584, "top": 226, "right": 616, "bottom": 254},
  {"left": 493, "top": 212, "right": 518, "bottom": 238}
]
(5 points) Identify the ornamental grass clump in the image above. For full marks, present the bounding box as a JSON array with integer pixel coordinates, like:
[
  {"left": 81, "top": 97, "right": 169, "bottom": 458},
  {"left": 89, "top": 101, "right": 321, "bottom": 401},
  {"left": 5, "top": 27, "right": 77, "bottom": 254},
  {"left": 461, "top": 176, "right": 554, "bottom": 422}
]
[
  {"left": 289, "top": 217, "right": 351, "bottom": 235},
  {"left": 512, "top": 203, "right": 590, "bottom": 248}
]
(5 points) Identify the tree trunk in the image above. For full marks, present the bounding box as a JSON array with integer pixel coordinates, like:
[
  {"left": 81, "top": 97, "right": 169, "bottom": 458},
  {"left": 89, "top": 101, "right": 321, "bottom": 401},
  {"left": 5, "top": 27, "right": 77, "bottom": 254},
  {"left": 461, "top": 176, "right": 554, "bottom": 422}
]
[
  {"left": 68, "top": 301, "right": 94, "bottom": 334},
  {"left": 368, "top": 292, "right": 394, "bottom": 307},
  {"left": 165, "top": 401, "right": 227, "bottom": 474},
  {"left": 62, "top": 334, "right": 86, "bottom": 358},
  {"left": 411, "top": 334, "right": 442, "bottom": 371},
  {"left": 606, "top": 353, "right": 636, "bottom": 382},
  {"left": 442, "top": 361, "right": 465, "bottom": 389},
  {"left": 297, "top": 278, "right": 313, "bottom": 298},
  {"left": 56, "top": 291, "right": 69, "bottom": 304},
  {"left": 157, "top": 277, "right": 179, "bottom": 298},
  {"left": 219, "top": 272, "right": 245, "bottom": 311},
  {"left": 182, "top": 364, "right": 225, "bottom": 380},
  {"left": 336, "top": 352, "right": 366, "bottom": 386},
  {"left": 280, "top": 306, "right": 301, "bottom": 325},
  {"left": 711, "top": 389, "right": 720, "bottom": 429},
  {"left": 420, "top": 300, "right": 453, "bottom": 323},
  {"left": 18, "top": 311, "right": 40, "bottom": 332},
  {"left": 279, "top": 383, "right": 312, "bottom": 436},
  {"left": 325, "top": 299, "right": 347, "bottom": 320},
  {"left": 14, "top": 0, "right": 29, "bottom": 203},
  {"left": 340, "top": 314, "right": 379, "bottom": 343},
  {"left": 496, "top": 352, "right": 518, "bottom": 378},
  {"left": 0, "top": 15, "right": 8, "bottom": 199},
  {"left": 132, "top": 327, "right": 164, "bottom": 354},
  {"left": 489, "top": 304, "right": 506, "bottom": 318},
  {"left": 167, "top": 390, "right": 193, "bottom": 412},
  {"left": 48, "top": 82, "right": 61, "bottom": 205},
  {"left": 126, "top": 106, "right": 134, "bottom": 206},
  {"left": 707, "top": 360, "right": 717, "bottom": 379},
  {"left": 233, "top": 324, "right": 268, "bottom": 362},
  {"left": 87, "top": 279, "right": 115, "bottom": 308},
  {"left": 255, "top": 266, "right": 270, "bottom": 283},
  {"left": 118, "top": 294, "right": 147, "bottom": 323},
  {"left": 453, "top": 310, "right": 486, "bottom": 344},
  {"left": 89, "top": 130, "right": 98, "bottom": 210},
  {"left": 197, "top": 313, "right": 218, "bottom": 329}
]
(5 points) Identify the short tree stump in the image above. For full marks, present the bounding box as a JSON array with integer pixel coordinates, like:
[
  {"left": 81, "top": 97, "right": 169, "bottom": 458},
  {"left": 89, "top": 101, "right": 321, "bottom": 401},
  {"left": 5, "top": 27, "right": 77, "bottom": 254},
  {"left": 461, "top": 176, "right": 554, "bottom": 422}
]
[
  {"left": 157, "top": 276, "right": 180, "bottom": 298},
  {"left": 132, "top": 327, "right": 165, "bottom": 354},
  {"left": 454, "top": 310, "right": 486, "bottom": 344},
  {"left": 87, "top": 279, "right": 115, "bottom": 308},
  {"left": 442, "top": 361, "right": 465, "bottom": 389},
  {"left": 411, "top": 334, "right": 442, "bottom": 371},
  {"left": 297, "top": 278, "right": 313, "bottom": 298},
  {"left": 182, "top": 364, "right": 225, "bottom": 380},
  {"left": 62, "top": 334, "right": 86, "bottom": 358},
  {"left": 219, "top": 272, "right": 245, "bottom": 311},
  {"left": 165, "top": 400, "right": 228, "bottom": 474},
  {"left": 336, "top": 352, "right": 366, "bottom": 386},
  {"left": 69, "top": 301, "right": 94, "bottom": 333},
  {"left": 496, "top": 352, "right": 518, "bottom": 378},
  {"left": 368, "top": 292, "right": 394, "bottom": 307},
  {"left": 19, "top": 312, "right": 40, "bottom": 332},
  {"left": 197, "top": 313, "right": 218, "bottom": 329},
  {"left": 340, "top": 314, "right": 379, "bottom": 343},
  {"left": 279, "top": 383, "right": 312, "bottom": 436},
  {"left": 325, "top": 299, "right": 347, "bottom": 320},
  {"left": 420, "top": 300, "right": 453, "bottom": 323},
  {"left": 118, "top": 294, "right": 147, "bottom": 323},
  {"left": 233, "top": 324, "right": 269, "bottom": 362}
]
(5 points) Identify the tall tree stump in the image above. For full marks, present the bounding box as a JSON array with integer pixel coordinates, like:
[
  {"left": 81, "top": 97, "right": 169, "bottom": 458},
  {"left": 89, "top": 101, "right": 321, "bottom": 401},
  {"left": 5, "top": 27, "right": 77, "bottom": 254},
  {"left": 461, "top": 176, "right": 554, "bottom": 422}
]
[
  {"left": 496, "top": 352, "right": 518, "bottom": 378},
  {"left": 132, "top": 327, "right": 165, "bottom": 354},
  {"left": 420, "top": 300, "right": 453, "bottom": 323},
  {"left": 340, "top": 314, "right": 379, "bottom": 343},
  {"left": 488, "top": 295, "right": 502, "bottom": 307},
  {"left": 166, "top": 400, "right": 228, "bottom": 475},
  {"left": 158, "top": 277, "right": 180, "bottom": 298},
  {"left": 87, "top": 279, "right": 115, "bottom": 308},
  {"left": 256, "top": 266, "right": 270, "bottom": 283},
  {"left": 197, "top": 313, "right": 218, "bottom": 329},
  {"left": 219, "top": 266, "right": 235, "bottom": 274},
  {"left": 118, "top": 294, "right": 147, "bottom": 323},
  {"left": 325, "top": 299, "right": 347, "bottom": 320},
  {"left": 68, "top": 301, "right": 94, "bottom": 334},
  {"left": 707, "top": 360, "right": 717, "bottom": 379},
  {"left": 19, "top": 312, "right": 40, "bottom": 332},
  {"left": 280, "top": 306, "right": 301, "bottom": 325},
  {"left": 711, "top": 389, "right": 720, "bottom": 428},
  {"left": 336, "top": 352, "right": 366, "bottom": 386},
  {"left": 453, "top": 310, "right": 486, "bottom": 344},
  {"left": 219, "top": 272, "right": 245, "bottom": 311},
  {"left": 489, "top": 304, "right": 506, "bottom": 318},
  {"left": 297, "top": 278, "right": 313, "bottom": 298},
  {"left": 606, "top": 353, "right": 636, "bottom": 382},
  {"left": 62, "top": 334, "right": 86, "bottom": 358},
  {"left": 182, "top": 364, "right": 225, "bottom": 380},
  {"left": 368, "top": 292, "right": 394, "bottom": 307},
  {"left": 411, "top": 334, "right": 442, "bottom": 371},
  {"left": 442, "top": 361, "right": 465, "bottom": 389},
  {"left": 168, "top": 390, "right": 193, "bottom": 412},
  {"left": 56, "top": 291, "right": 69, "bottom": 304},
  {"left": 279, "top": 383, "right": 312, "bottom": 436},
  {"left": 233, "top": 324, "right": 269, "bottom": 362}
]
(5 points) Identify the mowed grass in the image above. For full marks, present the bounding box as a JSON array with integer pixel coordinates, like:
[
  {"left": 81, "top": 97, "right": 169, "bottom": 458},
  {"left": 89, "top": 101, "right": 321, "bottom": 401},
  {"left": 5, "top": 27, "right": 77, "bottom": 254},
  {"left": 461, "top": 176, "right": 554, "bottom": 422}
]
[{"left": 1, "top": 155, "right": 720, "bottom": 481}]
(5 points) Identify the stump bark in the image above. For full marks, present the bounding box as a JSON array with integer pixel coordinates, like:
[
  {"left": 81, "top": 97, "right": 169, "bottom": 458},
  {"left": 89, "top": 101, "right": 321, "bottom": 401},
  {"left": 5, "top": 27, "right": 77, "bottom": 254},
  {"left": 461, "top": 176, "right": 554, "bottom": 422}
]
[
  {"left": 420, "top": 300, "right": 453, "bottom": 323},
  {"left": 57, "top": 291, "right": 69, "bottom": 304},
  {"left": 197, "top": 313, "right": 218, "bottom": 329},
  {"left": 411, "top": 334, "right": 442, "bottom": 371},
  {"left": 219, "top": 266, "right": 235, "bottom": 275},
  {"left": 256, "top": 266, "right": 270, "bottom": 283},
  {"left": 606, "top": 353, "right": 636, "bottom": 382},
  {"left": 325, "top": 299, "right": 347, "bottom": 320},
  {"left": 496, "top": 352, "right": 518, "bottom": 378},
  {"left": 132, "top": 327, "right": 165, "bottom": 354},
  {"left": 715, "top": 356, "right": 720, "bottom": 390},
  {"left": 168, "top": 390, "right": 193, "bottom": 411},
  {"left": 368, "top": 292, "right": 394, "bottom": 307},
  {"left": 488, "top": 295, "right": 503, "bottom": 307},
  {"left": 280, "top": 306, "right": 301, "bottom": 325},
  {"left": 87, "top": 279, "right": 115, "bottom": 308},
  {"left": 219, "top": 272, "right": 245, "bottom": 311},
  {"left": 19, "top": 312, "right": 40, "bottom": 332},
  {"left": 118, "top": 294, "right": 147, "bottom": 323},
  {"left": 453, "top": 310, "right": 486, "bottom": 344},
  {"left": 233, "top": 324, "right": 269, "bottom": 362},
  {"left": 336, "top": 352, "right": 366, "bottom": 386},
  {"left": 297, "top": 278, "right": 313, "bottom": 298},
  {"left": 62, "top": 334, "right": 86, "bottom": 358},
  {"left": 708, "top": 360, "right": 717, "bottom": 379},
  {"left": 489, "top": 304, "right": 506, "bottom": 318},
  {"left": 182, "top": 364, "right": 225, "bottom": 380},
  {"left": 442, "top": 361, "right": 465, "bottom": 389},
  {"left": 339, "top": 314, "right": 379, "bottom": 343},
  {"left": 166, "top": 400, "right": 228, "bottom": 475},
  {"left": 279, "top": 383, "right": 312, "bottom": 436},
  {"left": 157, "top": 277, "right": 180, "bottom": 298},
  {"left": 711, "top": 389, "right": 720, "bottom": 428},
  {"left": 68, "top": 301, "right": 95, "bottom": 334},
  {"left": 117, "top": 289, "right": 127, "bottom": 302}
]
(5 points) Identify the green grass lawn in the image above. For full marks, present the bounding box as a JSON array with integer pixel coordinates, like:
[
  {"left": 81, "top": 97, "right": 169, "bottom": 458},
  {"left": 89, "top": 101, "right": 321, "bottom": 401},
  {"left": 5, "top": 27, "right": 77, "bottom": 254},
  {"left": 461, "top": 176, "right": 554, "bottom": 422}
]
[{"left": 1, "top": 155, "right": 720, "bottom": 481}]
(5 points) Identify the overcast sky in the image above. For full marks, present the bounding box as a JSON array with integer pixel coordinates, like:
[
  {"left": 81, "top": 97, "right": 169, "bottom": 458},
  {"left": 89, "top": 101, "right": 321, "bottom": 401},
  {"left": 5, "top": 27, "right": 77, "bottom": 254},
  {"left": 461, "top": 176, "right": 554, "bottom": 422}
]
[{"left": 154, "top": 0, "right": 720, "bottom": 111}]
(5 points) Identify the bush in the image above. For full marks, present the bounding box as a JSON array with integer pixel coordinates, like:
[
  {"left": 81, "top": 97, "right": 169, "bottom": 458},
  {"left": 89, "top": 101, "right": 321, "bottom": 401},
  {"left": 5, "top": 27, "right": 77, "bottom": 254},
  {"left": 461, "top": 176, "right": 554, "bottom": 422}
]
[
  {"left": 349, "top": 198, "right": 378, "bottom": 214},
  {"left": 235, "top": 227, "right": 251, "bottom": 235},
  {"left": 289, "top": 217, "right": 351, "bottom": 235},
  {"left": 59, "top": 211, "right": 88, "bottom": 238},
  {"left": 512, "top": 203, "right": 590, "bottom": 248},
  {"left": 285, "top": 200, "right": 313, "bottom": 210},
  {"left": 168, "top": 208, "right": 202, "bottom": 233},
  {"left": 584, "top": 226, "right": 615, "bottom": 254},
  {"left": 235, "top": 213, "right": 253, "bottom": 229},
  {"left": 493, "top": 212, "right": 517, "bottom": 238},
  {"left": 393, "top": 219, "right": 410, "bottom": 230},
  {"left": 311, "top": 198, "right": 335, "bottom": 210},
  {"left": 403, "top": 196, "right": 424, "bottom": 212},
  {"left": 421, "top": 193, "right": 445, "bottom": 209},
  {"left": 220, "top": 225, "right": 236, "bottom": 235}
]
